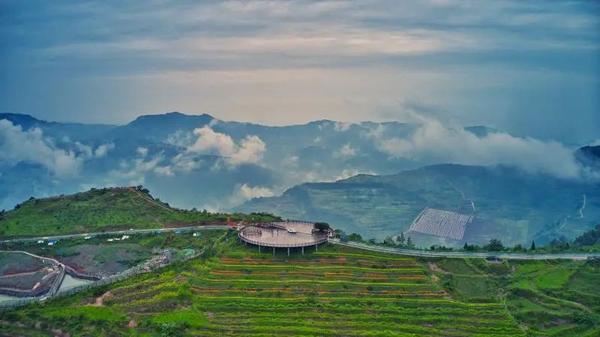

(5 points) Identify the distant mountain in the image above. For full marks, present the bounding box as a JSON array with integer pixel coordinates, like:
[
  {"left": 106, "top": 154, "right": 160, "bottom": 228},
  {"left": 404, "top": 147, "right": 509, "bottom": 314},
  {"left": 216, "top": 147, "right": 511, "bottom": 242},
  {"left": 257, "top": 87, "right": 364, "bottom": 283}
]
[
  {"left": 107, "top": 112, "right": 214, "bottom": 143},
  {"left": 1, "top": 110, "right": 596, "bottom": 247},
  {"left": 464, "top": 125, "right": 499, "bottom": 137},
  {"left": 0, "top": 112, "right": 116, "bottom": 141},
  {"left": 576, "top": 145, "right": 600, "bottom": 169},
  {"left": 237, "top": 164, "right": 600, "bottom": 247},
  {"left": 0, "top": 112, "right": 428, "bottom": 211}
]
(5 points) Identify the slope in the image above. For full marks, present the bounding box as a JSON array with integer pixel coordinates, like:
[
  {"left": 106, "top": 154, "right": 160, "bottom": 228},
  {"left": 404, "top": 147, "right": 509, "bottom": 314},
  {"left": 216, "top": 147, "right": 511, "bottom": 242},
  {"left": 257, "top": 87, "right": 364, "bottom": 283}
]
[
  {"left": 238, "top": 164, "right": 600, "bottom": 246},
  {"left": 0, "top": 187, "right": 277, "bottom": 238}
]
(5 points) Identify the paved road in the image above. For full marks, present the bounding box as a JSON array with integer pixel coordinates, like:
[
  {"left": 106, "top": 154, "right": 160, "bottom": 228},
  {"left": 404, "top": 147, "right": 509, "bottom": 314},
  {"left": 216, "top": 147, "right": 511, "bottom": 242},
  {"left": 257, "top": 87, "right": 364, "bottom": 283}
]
[
  {"left": 0, "top": 225, "right": 229, "bottom": 244},
  {"left": 3, "top": 228, "right": 599, "bottom": 261},
  {"left": 331, "top": 240, "right": 600, "bottom": 261}
]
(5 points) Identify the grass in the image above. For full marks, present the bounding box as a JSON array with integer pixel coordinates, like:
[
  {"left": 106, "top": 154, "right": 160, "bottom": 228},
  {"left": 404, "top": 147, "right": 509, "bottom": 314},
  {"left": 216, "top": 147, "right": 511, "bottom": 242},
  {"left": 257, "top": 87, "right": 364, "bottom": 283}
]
[
  {"left": 0, "top": 187, "right": 279, "bottom": 238},
  {"left": 0, "top": 232, "right": 525, "bottom": 337},
  {"left": 429, "top": 258, "right": 600, "bottom": 337},
  {"left": 0, "top": 232, "right": 598, "bottom": 337}
]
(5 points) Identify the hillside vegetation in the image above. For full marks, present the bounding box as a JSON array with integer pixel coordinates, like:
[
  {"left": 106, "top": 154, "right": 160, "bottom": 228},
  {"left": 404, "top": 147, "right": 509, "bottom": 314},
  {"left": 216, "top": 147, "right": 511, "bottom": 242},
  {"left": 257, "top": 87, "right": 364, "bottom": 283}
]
[
  {"left": 1, "top": 232, "right": 598, "bottom": 337},
  {"left": 239, "top": 164, "right": 600, "bottom": 246},
  {"left": 0, "top": 187, "right": 278, "bottom": 238}
]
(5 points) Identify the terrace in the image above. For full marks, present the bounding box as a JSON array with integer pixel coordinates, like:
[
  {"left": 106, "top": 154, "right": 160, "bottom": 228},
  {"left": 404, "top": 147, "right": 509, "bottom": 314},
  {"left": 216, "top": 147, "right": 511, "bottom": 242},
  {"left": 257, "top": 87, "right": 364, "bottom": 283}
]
[{"left": 238, "top": 221, "right": 329, "bottom": 255}]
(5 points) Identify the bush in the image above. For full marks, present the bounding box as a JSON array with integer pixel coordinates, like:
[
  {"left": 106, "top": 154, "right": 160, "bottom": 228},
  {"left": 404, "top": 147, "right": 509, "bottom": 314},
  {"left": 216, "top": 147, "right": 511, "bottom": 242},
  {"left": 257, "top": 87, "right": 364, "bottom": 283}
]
[
  {"left": 314, "top": 222, "right": 330, "bottom": 231},
  {"left": 485, "top": 239, "right": 504, "bottom": 251}
]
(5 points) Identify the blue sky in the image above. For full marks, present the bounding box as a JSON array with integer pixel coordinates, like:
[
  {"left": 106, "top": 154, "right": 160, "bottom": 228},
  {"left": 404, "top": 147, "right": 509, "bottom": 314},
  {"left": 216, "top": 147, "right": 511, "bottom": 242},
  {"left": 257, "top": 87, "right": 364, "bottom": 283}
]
[{"left": 1, "top": 0, "right": 598, "bottom": 143}]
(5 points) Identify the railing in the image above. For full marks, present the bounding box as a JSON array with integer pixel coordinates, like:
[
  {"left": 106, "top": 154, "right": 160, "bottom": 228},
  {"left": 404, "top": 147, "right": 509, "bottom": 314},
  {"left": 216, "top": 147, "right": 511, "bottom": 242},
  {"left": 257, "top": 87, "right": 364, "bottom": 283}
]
[
  {"left": 238, "top": 232, "right": 329, "bottom": 248},
  {"left": 0, "top": 248, "right": 205, "bottom": 311}
]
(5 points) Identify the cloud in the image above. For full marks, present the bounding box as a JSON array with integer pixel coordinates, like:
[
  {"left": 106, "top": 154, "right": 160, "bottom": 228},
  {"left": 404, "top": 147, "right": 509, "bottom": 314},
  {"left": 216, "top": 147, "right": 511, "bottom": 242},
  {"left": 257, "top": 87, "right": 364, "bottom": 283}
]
[
  {"left": 136, "top": 147, "right": 148, "bottom": 157},
  {"left": 186, "top": 126, "right": 266, "bottom": 166},
  {"left": 0, "top": 119, "right": 82, "bottom": 177},
  {"left": 106, "top": 152, "right": 174, "bottom": 186},
  {"left": 370, "top": 113, "right": 583, "bottom": 179},
  {"left": 237, "top": 183, "right": 274, "bottom": 200},
  {"left": 334, "top": 143, "right": 357, "bottom": 158},
  {"left": 334, "top": 121, "right": 352, "bottom": 132},
  {"left": 93, "top": 143, "right": 114, "bottom": 158},
  {"left": 224, "top": 183, "right": 275, "bottom": 208},
  {"left": 73, "top": 141, "right": 114, "bottom": 160}
]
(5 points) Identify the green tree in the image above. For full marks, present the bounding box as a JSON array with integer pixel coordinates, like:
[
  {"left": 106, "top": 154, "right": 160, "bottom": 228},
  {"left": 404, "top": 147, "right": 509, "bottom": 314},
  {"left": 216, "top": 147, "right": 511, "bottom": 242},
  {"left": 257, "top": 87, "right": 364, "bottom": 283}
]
[
  {"left": 383, "top": 236, "right": 395, "bottom": 246},
  {"left": 314, "top": 222, "right": 330, "bottom": 231},
  {"left": 397, "top": 233, "right": 406, "bottom": 246},
  {"left": 347, "top": 233, "right": 363, "bottom": 242},
  {"left": 406, "top": 236, "right": 414, "bottom": 248},
  {"left": 485, "top": 239, "right": 504, "bottom": 251},
  {"left": 530, "top": 240, "right": 536, "bottom": 251}
]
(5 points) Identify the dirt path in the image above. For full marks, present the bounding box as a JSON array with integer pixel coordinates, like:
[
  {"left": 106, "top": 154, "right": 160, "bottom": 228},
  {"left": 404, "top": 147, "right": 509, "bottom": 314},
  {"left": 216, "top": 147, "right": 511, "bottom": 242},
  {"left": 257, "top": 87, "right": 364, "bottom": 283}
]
[
  {"left": 579, "top": 194, "right": 586, "bottom": 219},
  {"left": 127, "top": 187, "right": 175, "bottom": 213},
  {"left": 90, "top": 291, "right": 113, "bottom": 307}
]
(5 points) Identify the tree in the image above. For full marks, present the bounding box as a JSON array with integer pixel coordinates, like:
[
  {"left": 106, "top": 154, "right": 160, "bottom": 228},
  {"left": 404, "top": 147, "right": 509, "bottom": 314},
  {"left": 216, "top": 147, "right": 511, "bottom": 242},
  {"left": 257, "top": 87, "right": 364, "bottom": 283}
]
[
  {"left": 314, "top": 222, "right": 330, "bottom": 232},
  {"left": 336, "top": 229, "right": 348, "bottom": 242},
  {"left": 530, "top": 240, "right": 536, "bottom": 251},
  {"left": 512, "top": 244, "right": 525, "bottom": 252},
  {"left": 549, "top": 236, "right": 570, "bottom": 251},
  {"left": 347, "top": 233, "right": 363, "bottom": 242},
  {"left": 383, "top": 236, "right": 395, "bottom": 246},
  {"left": 573, "top": 224, "right": 600, "bottom": 246},
  {"left": 485, "top": 239, "right": 504, "bottom": 252},
  {"left": 406, "top": 236, "right": 414, "bottom": 248},
  {"left": 397, "top": 233, "right": 406, "bottom": 246}
]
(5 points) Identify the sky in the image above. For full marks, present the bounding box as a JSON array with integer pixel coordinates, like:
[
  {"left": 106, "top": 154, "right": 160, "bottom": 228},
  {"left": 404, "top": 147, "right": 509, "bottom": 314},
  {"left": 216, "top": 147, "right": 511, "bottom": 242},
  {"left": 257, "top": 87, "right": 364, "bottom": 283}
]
[{"left": 1, "top": 0, "right": 599, "bottom": 143}]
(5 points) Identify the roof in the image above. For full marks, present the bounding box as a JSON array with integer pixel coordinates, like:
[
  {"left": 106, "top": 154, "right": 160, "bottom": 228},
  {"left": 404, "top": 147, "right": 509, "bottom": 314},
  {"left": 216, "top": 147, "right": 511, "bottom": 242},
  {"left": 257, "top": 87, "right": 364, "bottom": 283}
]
[{"left": 408, "top": 208, "right": 473, "bottom": 240}]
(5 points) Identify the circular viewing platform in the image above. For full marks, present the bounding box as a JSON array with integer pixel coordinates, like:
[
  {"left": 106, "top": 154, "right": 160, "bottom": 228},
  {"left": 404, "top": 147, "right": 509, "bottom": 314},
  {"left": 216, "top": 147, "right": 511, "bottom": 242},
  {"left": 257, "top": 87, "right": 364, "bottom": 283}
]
[{"left": 238, "top": 221, "right": 329, "bottom": 248}]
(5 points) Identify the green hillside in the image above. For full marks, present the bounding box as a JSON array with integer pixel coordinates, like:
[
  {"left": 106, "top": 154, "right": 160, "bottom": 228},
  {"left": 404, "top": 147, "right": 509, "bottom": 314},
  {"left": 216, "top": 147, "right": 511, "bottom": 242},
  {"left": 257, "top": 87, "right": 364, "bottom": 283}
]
[
  {"left": 0, "top": 187, "right": 278, "bottom": 238},
  {"left": 238, "top": 164, "right": 600, "bottom": 246},
  {"left": 1, "top": 232, "right": 599, "bottom": 337}
]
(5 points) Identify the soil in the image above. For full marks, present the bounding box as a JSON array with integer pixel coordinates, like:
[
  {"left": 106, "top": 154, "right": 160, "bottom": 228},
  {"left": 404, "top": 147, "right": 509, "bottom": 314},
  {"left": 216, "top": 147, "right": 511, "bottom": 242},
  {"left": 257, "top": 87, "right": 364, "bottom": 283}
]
[{"left": 90, "top": 291, "right": 113, "bottom": 307}]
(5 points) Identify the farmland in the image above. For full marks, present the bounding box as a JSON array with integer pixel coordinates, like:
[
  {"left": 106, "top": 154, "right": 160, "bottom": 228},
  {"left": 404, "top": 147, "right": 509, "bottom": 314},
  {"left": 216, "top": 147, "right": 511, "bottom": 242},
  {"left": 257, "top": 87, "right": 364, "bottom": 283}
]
[{"left": 0, "top": 231, "right": 598, "bottom": 336}]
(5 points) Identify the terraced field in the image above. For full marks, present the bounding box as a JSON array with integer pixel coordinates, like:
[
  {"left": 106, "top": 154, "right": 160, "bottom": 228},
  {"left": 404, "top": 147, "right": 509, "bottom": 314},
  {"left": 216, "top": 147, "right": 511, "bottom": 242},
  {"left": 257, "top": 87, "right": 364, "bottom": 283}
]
[
  {"left": 180, "top": 253, "right": 522, "bottom": 336},
  {"left": 0, "top": 234, "right": 526, "bottom": 337}
]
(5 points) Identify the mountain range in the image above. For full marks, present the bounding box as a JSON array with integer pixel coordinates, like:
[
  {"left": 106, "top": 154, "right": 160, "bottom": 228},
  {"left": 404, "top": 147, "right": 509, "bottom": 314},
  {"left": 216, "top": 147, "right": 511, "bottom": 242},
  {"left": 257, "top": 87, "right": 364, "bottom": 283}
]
[{"left": 1, "top": 111, "right": 598, "bottom": 246}]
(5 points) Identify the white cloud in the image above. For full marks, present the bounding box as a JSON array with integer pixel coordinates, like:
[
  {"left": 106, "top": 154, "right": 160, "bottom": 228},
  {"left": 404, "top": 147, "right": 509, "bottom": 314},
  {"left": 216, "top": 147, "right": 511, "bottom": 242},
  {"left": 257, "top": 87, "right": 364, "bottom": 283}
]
[
  {"left": 186, "top": 126, "right": 266, "bottom": 166},
  {"left": 136, "top": 147, "right": 149, "bottom": 157},
  {"left": 237, "top": 183, "right": 274, "bottom": 200},
  {"left": 106, "top": 154, "right": 173, "bottom": 186},
  {"left": 0, "top": 120, "right": 82, "bottom": 177},
  {"left": 334, "top": 143, "right": 357, "bottom": 158},
  {"left": 93, "top": 143, "right": 115, "bottom": 158},
  {"left": 227, "top": 183, "right": 275, "bottom": 208},
  {"left": 334, "top": 121, "right": 352, "bottom": 132},
  {"left": 74, "top": 141, "right": 114, "bottom": 159},
  {"left": 370, "top": 113, "right": 583, "bottom": 179},
  {"left": 335, "top": 168, "right": 374, "bottom": 181}
]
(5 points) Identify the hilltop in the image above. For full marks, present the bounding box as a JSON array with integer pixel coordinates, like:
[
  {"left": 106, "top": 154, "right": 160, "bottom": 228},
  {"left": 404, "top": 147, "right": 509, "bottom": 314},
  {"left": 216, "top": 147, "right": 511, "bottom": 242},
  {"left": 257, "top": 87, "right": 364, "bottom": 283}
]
[{"left": 0, "top": 187, "right": 278, "bottom": 238}]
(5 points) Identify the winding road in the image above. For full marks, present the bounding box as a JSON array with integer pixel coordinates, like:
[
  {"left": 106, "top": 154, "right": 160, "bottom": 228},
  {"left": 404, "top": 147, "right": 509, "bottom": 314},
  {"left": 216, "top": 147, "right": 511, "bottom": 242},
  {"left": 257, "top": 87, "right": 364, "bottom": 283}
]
[
  {"left": 2, "top": 226, "right": 599, "bottom": 261},
  {"left": 0, "top": 225, "right": 228, "bottom": 244},
  {"left": 331, "top": 240, "right": 600, "bottom": 261}
]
